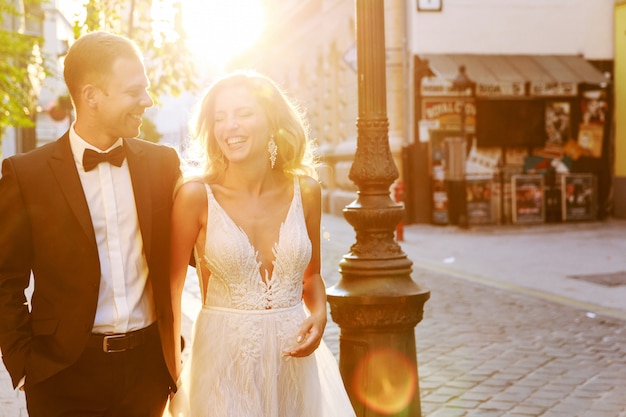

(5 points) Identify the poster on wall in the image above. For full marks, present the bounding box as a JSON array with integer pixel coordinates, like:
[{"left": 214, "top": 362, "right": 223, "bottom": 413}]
[
  {"left": 581, "top": 91, "right": 608, "bottom": 125},
  {"left": 432, "top": 166, "right": 448, "bottom": 224},
  {"left": 545, "top": 101, "right": 571, "bottom": 146},
  {"left": 429, "top": 129, "right": 462, "bottom": 225},
  {"left": 576, "top": 89, "right": 607, "bottom": 158},
  {"left": 562, "top": 174, "right": 597, "bottom": 221},
  {"left": 511, "top": 174, "right": 544, "bottom": 224},
  {"left": 466, "top": 176, "right": 494, "bottom": 225},
  {"left": 577, "top": 123, "right": 603, "bottom": 158}
]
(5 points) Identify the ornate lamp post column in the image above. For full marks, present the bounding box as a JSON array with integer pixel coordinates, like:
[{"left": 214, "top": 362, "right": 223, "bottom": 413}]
[{"left": 326, "top": 1, "right": 430, "bottom": 416}]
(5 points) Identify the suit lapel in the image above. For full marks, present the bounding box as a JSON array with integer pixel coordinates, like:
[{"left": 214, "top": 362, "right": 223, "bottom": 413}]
[
  {"left": 124, "top": 139, "right": 153, "bottom": 258},
  {"left": 48, "top": 134, "right": 97, "bottom": 247}
]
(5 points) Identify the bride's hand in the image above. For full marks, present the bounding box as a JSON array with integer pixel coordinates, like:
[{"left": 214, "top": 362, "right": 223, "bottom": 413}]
[{"left": 284, "top": 312, "right": 327, "bottom": 358}]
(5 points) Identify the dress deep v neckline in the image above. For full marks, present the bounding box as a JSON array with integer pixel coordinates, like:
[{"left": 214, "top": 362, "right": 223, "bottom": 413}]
[{"left": 207, "top": 181, "right": 297, "bottom": 283}]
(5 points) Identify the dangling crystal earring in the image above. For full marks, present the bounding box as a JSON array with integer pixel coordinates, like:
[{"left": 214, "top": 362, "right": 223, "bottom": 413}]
[{"left": 268, "top": 134, "right": 277, "bottom": 169}]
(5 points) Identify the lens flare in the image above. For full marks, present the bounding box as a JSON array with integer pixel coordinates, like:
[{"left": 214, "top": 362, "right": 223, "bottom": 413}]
[{"left": 353, "top": 349, "right": 417, "bottom": 415}]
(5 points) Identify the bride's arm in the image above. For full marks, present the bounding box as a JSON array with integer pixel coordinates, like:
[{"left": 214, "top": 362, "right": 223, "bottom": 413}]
[
  {"left": 170, "top": 181, "right": 207, "bottom": 377},
  {"left": 286, "top": 176, "right": 327, "bottom": 358}
]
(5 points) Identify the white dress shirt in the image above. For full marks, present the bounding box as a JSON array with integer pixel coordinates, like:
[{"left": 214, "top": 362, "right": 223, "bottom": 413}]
[{"left": 69, "top": 125, "right": 155, "bottom": 334}]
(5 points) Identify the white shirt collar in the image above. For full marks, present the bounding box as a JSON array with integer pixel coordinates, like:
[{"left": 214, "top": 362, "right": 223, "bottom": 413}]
[{"left": 68, "top": 123, "right": 124, "bottom": 169}]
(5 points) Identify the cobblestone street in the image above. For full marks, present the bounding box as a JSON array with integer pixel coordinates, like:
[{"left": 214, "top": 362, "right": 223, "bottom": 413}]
[
  {"left": 413, "top": 267, "right": 626, "bottom": 417},
  {"left": 1, "top": 214, "right": 625, "bottom": 416}
]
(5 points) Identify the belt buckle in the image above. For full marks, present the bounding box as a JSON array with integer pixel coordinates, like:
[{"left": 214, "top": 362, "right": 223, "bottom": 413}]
[{"left": 102, "top": 334, "right": 127, "bottom": 353}]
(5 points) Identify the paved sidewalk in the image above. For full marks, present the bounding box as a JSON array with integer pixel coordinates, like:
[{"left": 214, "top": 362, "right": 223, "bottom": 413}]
[
  {"left": 1, "top": 214, "right": 625, "bottom": 416},
  {"left": 398, "top": 217, "right": 626, "bottom": 320}
]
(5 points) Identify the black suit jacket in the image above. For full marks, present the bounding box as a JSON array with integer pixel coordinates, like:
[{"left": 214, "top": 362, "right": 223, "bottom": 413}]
[{"left": 0, "top": 133, "right": 180, "bottom": 389}]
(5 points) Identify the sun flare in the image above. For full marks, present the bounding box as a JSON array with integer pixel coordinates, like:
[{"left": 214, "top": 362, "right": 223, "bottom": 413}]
[
  {"left": 60, "top": 0, "right": 265, "bottom": 77},
  {"left": 181, "top": 0, "right": 265, "bottom": 71}
]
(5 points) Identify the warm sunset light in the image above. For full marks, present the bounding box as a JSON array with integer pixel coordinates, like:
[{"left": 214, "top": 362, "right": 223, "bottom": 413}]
[
  {"left": 62, "top": 0, "right": 264, "bottom": 73},
  {"left": 181, "top": 0, "right": 265, "bottom": 71},
  {"left": 353, "top": 349, "right": 417, "bottom": 415}
]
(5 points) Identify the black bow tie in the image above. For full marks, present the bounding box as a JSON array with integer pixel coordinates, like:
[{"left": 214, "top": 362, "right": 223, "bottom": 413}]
[{"left": 82, "top": 146, "right": 126, "bottom": 172}]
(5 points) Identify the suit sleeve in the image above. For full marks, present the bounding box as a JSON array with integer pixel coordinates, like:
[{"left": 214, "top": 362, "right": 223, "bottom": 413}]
[
  {"left": 166, "top": 146, "right": 182, "bottom": 193},
  {"left": 0, "top": 158, "right": 34, "bottom": 385}
]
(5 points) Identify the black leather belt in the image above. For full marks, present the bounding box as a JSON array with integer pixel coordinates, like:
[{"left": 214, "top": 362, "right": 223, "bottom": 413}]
[{"left": 88, "top": 323, "right": 157, "bottom": 353}]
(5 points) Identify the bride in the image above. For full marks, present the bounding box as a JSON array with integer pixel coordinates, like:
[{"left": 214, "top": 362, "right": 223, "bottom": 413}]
[{"left": 166, "top": 70, "right": 356, "bottom": 417}]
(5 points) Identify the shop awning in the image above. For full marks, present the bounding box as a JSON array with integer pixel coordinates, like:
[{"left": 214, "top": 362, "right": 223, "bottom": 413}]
[{"left": 418, "top": 54, "right": 609, "bottom": 97}]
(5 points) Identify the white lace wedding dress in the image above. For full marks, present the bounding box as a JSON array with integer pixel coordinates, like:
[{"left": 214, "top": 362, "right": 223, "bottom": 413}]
[{"left": 166, "top": 177, "right": 356, "bottom": 417}]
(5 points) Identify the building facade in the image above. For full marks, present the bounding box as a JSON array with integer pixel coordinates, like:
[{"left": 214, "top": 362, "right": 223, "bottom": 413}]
[
  {"left": 232, "top": 0, "right": 403, "bottom": 215},
  {"left": 1, "top": 0, "right": 74, "bottom": 159},
  {"left": 234, "top": 0, "right": 619, "bottom": 224},
  {"left": 614, "top": 0, "right": 626, "bottom": 218},
  {"left": 407, "top": 0, "right": 615, "bottom": 224}
]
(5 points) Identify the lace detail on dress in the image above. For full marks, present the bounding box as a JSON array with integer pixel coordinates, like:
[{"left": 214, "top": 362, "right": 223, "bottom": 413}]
[{"left": 200, "top": 177, "right": 312, "bottom": 310}]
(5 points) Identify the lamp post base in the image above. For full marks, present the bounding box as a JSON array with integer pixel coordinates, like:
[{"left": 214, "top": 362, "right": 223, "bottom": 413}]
[{"left": 328, "top": 258, "right": 430, "bottom": 417}]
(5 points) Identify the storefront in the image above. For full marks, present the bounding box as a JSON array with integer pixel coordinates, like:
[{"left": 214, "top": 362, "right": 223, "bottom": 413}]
[{"left": 405, "top": 53, "right": 611, "bottom": 225}]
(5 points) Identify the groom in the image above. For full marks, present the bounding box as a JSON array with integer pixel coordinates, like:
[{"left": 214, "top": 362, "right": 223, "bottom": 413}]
[{"left": 0, "top": 31, "right": 180, "bottom": 416}]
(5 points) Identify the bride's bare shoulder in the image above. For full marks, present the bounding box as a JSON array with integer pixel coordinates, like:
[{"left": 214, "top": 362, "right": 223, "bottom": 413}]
[
  {"left": 297, "top": 175, "right": 321, "bottom": 197},
  {"left": 174, "top": 179, "right": 208, "bottom": 206},
  {"left": 297, "top": 175, "right": 321, "bottom": 214}
]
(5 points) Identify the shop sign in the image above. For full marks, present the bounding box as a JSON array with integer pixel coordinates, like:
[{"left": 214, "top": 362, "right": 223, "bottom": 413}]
[
  {"left": 530, "top": 81, "right": 578, "bottom": 96},
  {"left": 475, "top": 82, "right": 525, "bottom": 97},
  {"left": 420, "top": 78, "right": 469, "bottom": 97},
  {"left": 421, "top": 98, "right": 476, "bottom": 128}
]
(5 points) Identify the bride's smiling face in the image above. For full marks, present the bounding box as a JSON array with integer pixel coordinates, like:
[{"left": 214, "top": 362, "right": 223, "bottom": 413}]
[{"left": 213, "top": 85, "right": 272, "bottom": 167}]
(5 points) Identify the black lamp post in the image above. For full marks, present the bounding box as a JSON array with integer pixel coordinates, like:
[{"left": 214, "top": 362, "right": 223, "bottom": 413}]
[{"left": 446, "top": 65, "right": 474, "bottom": 227}]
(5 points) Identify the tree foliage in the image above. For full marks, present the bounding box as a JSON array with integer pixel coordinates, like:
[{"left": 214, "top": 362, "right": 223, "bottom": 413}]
[
  {"left": 0, "top": 0, "right": 197, "bottom": 145},
  {"left": 138, "top": 116, "right": 162, "bottom": 143},
  {"left": 72, "top": 0, "right": 197, "bottom": 100},
  {"left": 0, "top": 0, "right": 46, "bottom": 140}
]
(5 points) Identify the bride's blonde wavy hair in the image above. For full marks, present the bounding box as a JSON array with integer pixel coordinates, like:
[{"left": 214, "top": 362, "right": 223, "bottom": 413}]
[{"left": 187, "top": 70, "right": 318, "bottom": 184}]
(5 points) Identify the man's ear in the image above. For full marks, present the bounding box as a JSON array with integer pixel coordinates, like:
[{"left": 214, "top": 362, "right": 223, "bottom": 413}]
[{"left": 82, "top": 84, "right": 100, "bottom": 108}]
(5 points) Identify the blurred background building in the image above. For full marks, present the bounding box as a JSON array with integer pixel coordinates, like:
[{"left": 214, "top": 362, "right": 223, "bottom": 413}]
[
  {"left": 1, "top": 0, "right": 74, "bottom": 157},
  {"left": 3, "top": 0, "right": 624, "bottom": 225},
  {"left": 232, "top": 0, "right": 619, "bottom": 225}
]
